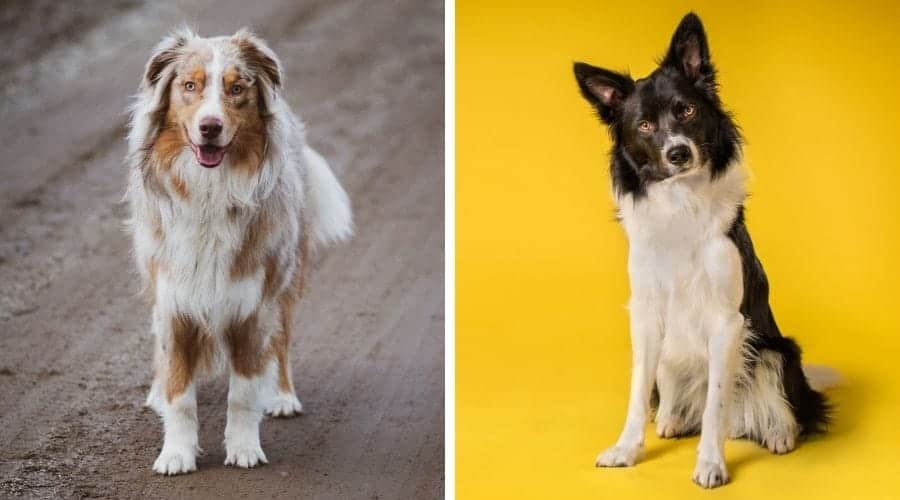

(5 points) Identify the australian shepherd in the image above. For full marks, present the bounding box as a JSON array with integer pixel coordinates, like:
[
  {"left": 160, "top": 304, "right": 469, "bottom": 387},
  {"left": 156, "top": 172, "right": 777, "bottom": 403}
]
[
  {"left": 574, "top": 13, "right": 837, "bottom": 488},
  {"left": 126, "top": 27, "right": 353, "bottom": 475}
]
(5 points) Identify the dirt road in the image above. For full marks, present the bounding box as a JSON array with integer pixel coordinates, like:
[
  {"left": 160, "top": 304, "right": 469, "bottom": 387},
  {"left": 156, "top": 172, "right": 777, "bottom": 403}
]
[{"left": 0, "top": 1, "right": 444, "bottom": 498}]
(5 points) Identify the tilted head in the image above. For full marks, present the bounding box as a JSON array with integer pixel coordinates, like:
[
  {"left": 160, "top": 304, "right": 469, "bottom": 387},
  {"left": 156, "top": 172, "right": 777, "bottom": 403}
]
[
  {"left": 135, "top": 27, "right": 282, "bottom": 171},
  {"left": 574, "top": 13, "right": 740, "bottom": 197}
]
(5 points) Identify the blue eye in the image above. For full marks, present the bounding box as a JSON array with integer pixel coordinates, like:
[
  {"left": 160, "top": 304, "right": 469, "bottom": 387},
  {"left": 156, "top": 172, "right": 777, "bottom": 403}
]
[{"left": 185, "top": 81, "right": 196, "bottom": 91}]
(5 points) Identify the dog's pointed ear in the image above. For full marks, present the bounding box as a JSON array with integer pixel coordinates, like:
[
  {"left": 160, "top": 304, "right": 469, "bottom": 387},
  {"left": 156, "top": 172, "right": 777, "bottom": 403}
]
[
  {"left": 662, "top": 13, "right": 714, "bottom": 85},
  {"left": 233, "top": 28, "right": 283, "bottom": 117},
  {"left": 573, "top": 62, "right": 635, "bottom": 125}
]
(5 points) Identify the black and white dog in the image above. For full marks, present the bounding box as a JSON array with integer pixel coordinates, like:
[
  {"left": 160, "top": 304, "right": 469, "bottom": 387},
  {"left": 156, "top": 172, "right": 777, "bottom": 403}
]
[{"left": 574, "top": 13, "right": 836, "bottom": 488}]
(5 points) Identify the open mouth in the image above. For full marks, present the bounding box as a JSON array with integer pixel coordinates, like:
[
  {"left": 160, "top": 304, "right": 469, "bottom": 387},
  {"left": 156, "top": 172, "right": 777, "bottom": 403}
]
[{"left": 189, "top": 142, "right": 227, "bottom": 168}]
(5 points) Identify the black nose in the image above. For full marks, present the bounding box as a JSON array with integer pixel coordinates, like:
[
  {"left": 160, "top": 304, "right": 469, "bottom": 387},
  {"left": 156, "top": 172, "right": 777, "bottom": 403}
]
[
  {"left": 666, "top": 145, "right": 691, "bottom": 166},
  {"left": 199, "top": 117, "right": 223, "bottom": 140}
]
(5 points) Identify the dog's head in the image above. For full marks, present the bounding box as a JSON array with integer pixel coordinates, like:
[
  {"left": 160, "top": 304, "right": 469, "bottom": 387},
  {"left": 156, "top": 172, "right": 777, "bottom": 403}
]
[
  {"left": 574, "top": 13, "right": 740, "bottom": 195},
  {"left": 138, "top": 27, "right": 281, "bottom": 170}
]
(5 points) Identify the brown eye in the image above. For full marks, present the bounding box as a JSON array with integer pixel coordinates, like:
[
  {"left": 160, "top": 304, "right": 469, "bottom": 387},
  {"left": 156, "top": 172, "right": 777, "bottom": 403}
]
[
  {"left": 231, "top": 84, "right": 243, "bottom": 95},
  {"left": 681, "top": 103, "right": 696, "bottom": 119},
  {"left": 638, "top": 120, "right": 653, "bottom": 133},
  {"left": 184, "top": 81, "right": 196, "bottom": 92}
]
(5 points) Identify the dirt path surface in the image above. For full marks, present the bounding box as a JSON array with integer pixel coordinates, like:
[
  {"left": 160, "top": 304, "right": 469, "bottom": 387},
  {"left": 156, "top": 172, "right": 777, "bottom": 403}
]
[{"left": 0, "top": 1, "right": 444, "bottom": 498}]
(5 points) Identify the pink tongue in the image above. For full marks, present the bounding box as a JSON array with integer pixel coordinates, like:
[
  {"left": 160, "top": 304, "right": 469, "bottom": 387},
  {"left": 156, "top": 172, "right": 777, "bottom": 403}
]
[{"left": 198, "top": 146, "right": 225, "bottom": 167}]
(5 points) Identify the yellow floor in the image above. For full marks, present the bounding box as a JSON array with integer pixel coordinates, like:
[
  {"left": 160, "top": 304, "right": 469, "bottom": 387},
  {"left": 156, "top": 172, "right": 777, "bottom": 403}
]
[{"left": 457, "top": 1, "right": 900, "bottom": 498}]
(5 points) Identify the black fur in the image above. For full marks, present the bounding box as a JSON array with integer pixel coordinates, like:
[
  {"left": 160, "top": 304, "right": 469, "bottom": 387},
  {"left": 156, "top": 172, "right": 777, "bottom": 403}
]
[
  {"left": 574, "top": 12, "right": 829, "bottom": 438},
  {"left": 574, "top": 13, "right": 740, "bottom": 198},
  {"left": 728, "top": 208, "right": 831, "bottom": 435}
]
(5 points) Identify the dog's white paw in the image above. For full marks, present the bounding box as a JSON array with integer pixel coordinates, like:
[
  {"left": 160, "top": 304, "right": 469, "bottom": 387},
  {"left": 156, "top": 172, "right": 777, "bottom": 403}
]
[
  {"left": 692, "top": 458, "right": 729, "bottom": 488},
  {"left": 656, "top": 416, "right": 686, "bottom": 438},
  {"left": 264, "top": 392, "right": 303, "bottom": 418},
  {"left": 153, "top": 446, "right": 197, "bottom": 476},
  {"left": 764, "top": 431, "right": 796, "bottom": 454},
  {"left": 224, "top": 443, "right": 268, "bottom": 469},
  {"left": 595, "top": 445, "right": 641, "bottom": 467}
]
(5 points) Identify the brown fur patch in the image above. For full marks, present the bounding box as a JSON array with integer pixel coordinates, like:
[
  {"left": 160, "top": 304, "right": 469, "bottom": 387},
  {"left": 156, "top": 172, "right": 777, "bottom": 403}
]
[
  {"left": 262, "top": 253, "right": 280, "bottom": 299},
  {"left": 165, "top": 314, "right": 210, "bottom": 402},
  {"left": 186, "top": 66, "right": 207, "bottom": 93},
  {"left": 151, "top": 121, "right": 185, "bottom": 172},
  {"left": 230, "top": 210, "right": 270, "bottom": 280},
  {"left": 145, "top": 258, "right": 160, "bottom": 304},
  {"left": 270, "top": 299, "right": 294, "bottom": 393},
  {"left": 226, "top": 106, "right": 266, "bottom": 175},
  {"left": 225, "top": 313, "right": 265, "bottom": 377},
  {"left": 169, "top": 173, "right": 190, "bottom": 200},
  {"left": 223, "top": 67, "right": 241, "bottom": 88}
]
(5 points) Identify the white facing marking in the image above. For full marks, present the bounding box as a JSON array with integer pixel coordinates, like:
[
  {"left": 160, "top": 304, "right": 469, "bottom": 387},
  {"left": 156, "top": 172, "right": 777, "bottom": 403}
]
[{"left": 192, "top": 47, "right": 225, "bottom": 145}]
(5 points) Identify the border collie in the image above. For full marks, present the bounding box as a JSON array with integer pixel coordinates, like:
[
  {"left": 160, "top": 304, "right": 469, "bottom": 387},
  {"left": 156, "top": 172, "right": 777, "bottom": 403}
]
[
  {"left": 573, "top": 13, "right": 837, "bottom": 488},
  {"left": 126, "top": 27, "right": 353, "bottom": 475}
]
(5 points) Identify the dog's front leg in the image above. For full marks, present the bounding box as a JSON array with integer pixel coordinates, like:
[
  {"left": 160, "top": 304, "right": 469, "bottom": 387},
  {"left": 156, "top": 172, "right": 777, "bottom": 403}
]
[
  {"left": 152, "top": 310, "right": 202, "bottom": 475},
  {"left": 223, "top": 313, "right": 270, "bottom": 468},
  {"left": 596, "top": 298, "right": 662, "bottom": 467},
  {"left": 692, "top": 312, "right": 744, "bottom": 488}
]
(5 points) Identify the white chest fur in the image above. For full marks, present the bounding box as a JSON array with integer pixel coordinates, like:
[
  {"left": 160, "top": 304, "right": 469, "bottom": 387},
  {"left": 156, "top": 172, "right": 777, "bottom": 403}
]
[
  {"left": 617, "top": 165, "right": 748, "bottom": 357},
  {"left": 153, "top": 205, "right": 260, "bottom": 333},
  {"left": 149, "top": 163, "right": 293, "bottom": 331}
]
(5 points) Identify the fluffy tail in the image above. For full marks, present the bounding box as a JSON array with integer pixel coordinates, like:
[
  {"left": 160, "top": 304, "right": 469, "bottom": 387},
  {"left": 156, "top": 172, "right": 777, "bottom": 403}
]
[
  {"left": 803, "top": 364, "right": 841, "bottom": 392},
  {"left": 303, "top": 146, "right": 354, "bottom": 248}
]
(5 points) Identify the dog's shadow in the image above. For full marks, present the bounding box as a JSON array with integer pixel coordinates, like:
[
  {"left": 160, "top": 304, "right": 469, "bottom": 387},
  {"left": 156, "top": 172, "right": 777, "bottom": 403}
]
[{"left": 640, "top": 435, "right": 686, "bottom": 463}]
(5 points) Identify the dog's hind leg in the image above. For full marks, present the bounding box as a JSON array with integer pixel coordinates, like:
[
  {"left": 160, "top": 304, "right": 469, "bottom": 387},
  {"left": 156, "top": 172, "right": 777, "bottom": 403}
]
[
  {"left": 263, "top": 296, "right": 304, "bottom": 418},
  {"left": 264, "top": 250, "right": 306, "bottom": 418},
  {"left": 655, "top": 362, "right": 701, "bottom": 438},
  {"left": 731, "top": 349, "right": 799, "bottom": 454}
]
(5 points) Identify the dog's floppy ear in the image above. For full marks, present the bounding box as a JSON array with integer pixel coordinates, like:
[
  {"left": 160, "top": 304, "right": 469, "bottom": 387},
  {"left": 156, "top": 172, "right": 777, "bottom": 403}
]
[
  {"left": 573, "top": 62, "right": 635, "bottom": 125},
  {"left": 138, "top": 27, "right": 194, "bottom": 145},
  {"left": 142, "top": 27, "right": 194, "bottom": 91},
  {"left": 662, "top": 13, "right": 715, "bottom": 87},
  {"left": 233, "top": 28, "right": 283, "bottom": 117}
]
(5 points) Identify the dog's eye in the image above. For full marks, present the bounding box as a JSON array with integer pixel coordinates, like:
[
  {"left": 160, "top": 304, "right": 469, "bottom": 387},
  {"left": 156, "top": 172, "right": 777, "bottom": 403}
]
[
  {"left": 184, "top": 81, "right": 196, "bottom": 92},
  {"left": 680, "top": 103, "right": 696, "bottom": 119},
  {"left": 231, "top": 84, "right": 243, "bottom": 95},
  {"left": 638, "top": 121, "right": 653, "bottom": 133}
]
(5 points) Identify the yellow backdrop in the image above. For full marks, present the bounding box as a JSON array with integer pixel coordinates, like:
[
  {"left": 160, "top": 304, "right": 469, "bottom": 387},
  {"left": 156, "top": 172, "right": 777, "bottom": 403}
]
[{"left": 457, "top": 1, "right": 900, "bottom": 498}]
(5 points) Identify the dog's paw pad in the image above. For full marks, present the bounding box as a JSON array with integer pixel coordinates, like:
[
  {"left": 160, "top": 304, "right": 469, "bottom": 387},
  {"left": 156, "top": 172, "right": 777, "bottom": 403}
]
[
  {"left": 692, "top": 458, "right": 729, "bottom": 488},
  {"left": 264, "top": 393, "right": 304, "bottom": 418},
  {"left": 153, "top": 447, "right": 197, "bottom": 476},
  {"left": 224, "top": 446, "right": 268, "bottom": 469},
  {"left": 595, "top": 445, "right": 641, "bottom": 467}
]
